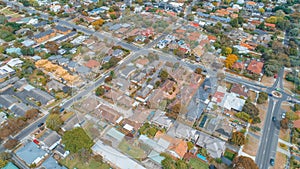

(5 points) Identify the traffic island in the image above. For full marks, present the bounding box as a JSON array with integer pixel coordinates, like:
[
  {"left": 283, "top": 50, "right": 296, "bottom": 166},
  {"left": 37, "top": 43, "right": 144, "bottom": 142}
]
[{"left": 271, "top": 91, "right": 282, "bottom": 98}]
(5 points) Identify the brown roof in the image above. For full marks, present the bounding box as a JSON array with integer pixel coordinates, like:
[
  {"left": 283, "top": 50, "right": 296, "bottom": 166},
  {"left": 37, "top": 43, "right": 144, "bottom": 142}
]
[
  {"left": 230, "top": 83, "right": 248, "bottom": 97},
  {"left": 85, "top": 59, "right": 100, "bottom": 68},
  {"left": 247, "top": 60, "right": 264, "bottom": 74},
  {"left": 135, "top": 58, "right": 149, "bottom": 66},
  {"left": 232, "top": 62, "right": 245, "bottom": 70}
]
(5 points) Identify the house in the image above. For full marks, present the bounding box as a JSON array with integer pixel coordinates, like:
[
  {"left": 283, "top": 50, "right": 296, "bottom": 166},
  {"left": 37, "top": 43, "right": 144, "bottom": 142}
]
[
  {"left": 33, "top": 29, "right": 56, "bottom": 43},
  {"left": 0, "top": 65, "right": 15, "bottom": 77},
  {"left": 16, "top": 141, "right": 47, "bottom": 165},
  {"left": 61, "top": 114, "right": 85, "bottom": 131},
  {"left": 141, "top": 28, "right": 154, "bottom": 38},
  {"left": 230, "top": 83, "right": 248, "bottom": 98},
  {"left": 232, "top": 61, "right": 245, "bottom": 70},
  {"left": 136, "top": 84, "right": 153, "bottom": 102},
  {"left": 40, "top": 157, "right": 67, "bottom": 169},
  {"left": 112, "top": 49, "right": 124, "bottom": 57},
  {"left": 38, "top": 130, "right": 61, "bottom": 150},
  {"left": 220, "top": 93, "right": 246, "bottom": 111},
  {"left": 0, "top": 95, "right": 18, "bottom": 109},
  {"left": 5, "top": 48, "right": 22, "bottom": 56},
  {"left": 195, "top": 131, "right": 226, "bottom": 158},
  {"left": 54, "top": 144, "right": 69, "bottom": 159},
  {"left": 7, "top": 58, "right": 23, "bottom": 67},
  {"left": 212, "top": 86, "right": 226, "bottom": 105},
  {"left": 92, "top": 140, "right": 146, "bottom": 169},
  {"left": 85, "top": 59, "right": 100, "bottom": 69},
  {"left": 247, "top": 60, "right": 264, "bottom": 75},
  {"left": 105, "top": 127, "right": 125, "bottom": 143},
  {"left": 0, "top": 112, "right": 7, "bottom": 125},
  {"left": 50, "top": 4, "right": 62, "bottom": 12},
  {"left": 150, "top": 110, "right": 173, "bottom": 130},
  {"left": 9, "top": 103, "right": 30, "bottom": 117},
  {"left": 135, "top": 58, "right": 149, "bottom": 69},
  {"left": 167, "top": 122, "right": 197, "bottom": 141},
  {"left": 22, "top": 39, "right": 35, "bottom": 47},
  {"left": 120, "top": 65, "right": 136, "bottom": 79}
]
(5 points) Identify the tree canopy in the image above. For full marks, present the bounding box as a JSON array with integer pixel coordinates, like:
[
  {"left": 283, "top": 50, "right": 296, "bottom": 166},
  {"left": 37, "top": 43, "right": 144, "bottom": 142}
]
[
  {"left": 62, "top": 127, "right": 94, "bottom": 153},
  {"left": 230, "top": 132, "right": 246, "bottom": 146},
  {"left": 46, "top": 113, "right": 63, "bottom": 131},
  {"left": 233, "top": 156, "right": 259, "bottom": 169}
]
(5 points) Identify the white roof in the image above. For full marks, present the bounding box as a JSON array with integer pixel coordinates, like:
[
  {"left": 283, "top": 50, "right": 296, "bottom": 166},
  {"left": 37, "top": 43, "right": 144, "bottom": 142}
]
[
  {"left": 221, "top": 93, "right": 246, "bottom": 111},
  {"left": 92, "top": 140, "right": 146, "bottom": 169},
  {"left": 0, "top": 65, "right": 15, "bottom": 75},
  {"left": 7, "top": 58, "right": 23, "bottom": 67},
  {"left": 123, "top": 124, "right": 134, "bottom": 131}
]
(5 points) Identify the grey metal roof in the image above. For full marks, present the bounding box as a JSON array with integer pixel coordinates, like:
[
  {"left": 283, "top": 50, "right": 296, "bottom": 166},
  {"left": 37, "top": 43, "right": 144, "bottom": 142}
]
[
  {"left": 54, "top": 25, "right": 71, "bottom": 32},
  {"left": 0, "top": 77, "right": 19, "bottom": 90},
  {"left": 75, "top": 65, "right": 90, "bottom": 74},
  {"left": 33, "top": 21, "right": 48, "bottom": 27},
  {"left": 41, "top": 157, "right": 67, "bottom": 169},
  {"left": 33, "top": 29, "right": 55, "bottom": 39},
  {"left": 0, "top": 95, "right": 18, "bottom": 108},
  {"left": 39, "top": 130, "right": 61, "bottom": 148},
  {"left": 9, "top": 103, "right": 30, "bottom": 116},
  {"left": 16, "top": 142, "right": 47, "bottom": 165}
]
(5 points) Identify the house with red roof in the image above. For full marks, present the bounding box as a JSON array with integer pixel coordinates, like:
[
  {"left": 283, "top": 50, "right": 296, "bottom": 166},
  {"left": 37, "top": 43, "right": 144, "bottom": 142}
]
[
  {"left": 85, "top": 59, "right": 100, "bottom": 69},
  {"left": 247, "top": 60, "right": 264, "bottom": 75}
]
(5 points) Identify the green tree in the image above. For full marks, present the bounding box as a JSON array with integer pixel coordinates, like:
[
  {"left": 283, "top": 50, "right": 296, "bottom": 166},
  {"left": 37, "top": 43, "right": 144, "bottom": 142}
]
[
  {"left": 95, "top": 86, "right": 105, "bottom": 96},
  {"left": 46, "top": 114, "right": 63, "bottom": 131},
  {"left": 62, "top": 127, "right": 94, "bottom": 153},
  {"left": 187, "top": 141, "right": 194, "bottom": 150},
  {"left": 295, "top": 104, "right": 300, "bottom": 111},
  {"left": 230, "top": 132, "right": 246, "bottom": 146},
  {"left": 259, "top": 8, "right": 265, "bottom": 14},
  {"left": 257, "top": 92, "right": 268, "bottom": 104},
  {"left": 159, "top": 70, "right": 169, "bottom": 81}
]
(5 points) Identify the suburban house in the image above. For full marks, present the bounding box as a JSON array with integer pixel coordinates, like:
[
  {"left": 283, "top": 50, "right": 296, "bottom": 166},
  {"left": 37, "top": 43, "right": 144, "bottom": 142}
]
[
  {"left": 33, "top": 29, "right": 56, "bottom": 43},
  {"left": 16, "top": 141, "right": 47, "bottom": 166},
  {"left": 247, "top": 60, "right": 264, "bottom": 75},
  {"left": 150, "top": 110, "right": 173, "bottom": 130},
  {"left": 38, "top": 130, "right": 61, "bottom": 150},
  {"left": 54, "top": 25, "right": 72, "bottom": 35}
]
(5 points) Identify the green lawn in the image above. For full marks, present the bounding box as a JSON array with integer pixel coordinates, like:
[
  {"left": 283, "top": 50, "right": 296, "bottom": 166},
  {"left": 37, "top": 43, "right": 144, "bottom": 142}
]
[
  {"left": 118, "top": 139, "right": 146, "bottom": 159},
  {"left": 224, "top": 149, "right": 236, "bottom": 161},
  {"left": 60, "top": 154, "right": 110, "bottom": 169},
  {"left": 189, "top": 158, "right": 209, "bottom": 169}
]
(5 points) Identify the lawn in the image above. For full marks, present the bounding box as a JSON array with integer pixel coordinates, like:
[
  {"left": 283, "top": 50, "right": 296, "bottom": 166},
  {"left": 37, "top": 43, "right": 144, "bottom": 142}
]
[
  {"left": 118, "top": 139, "right": 146, "bottom": 159},
  {"left": 189, "top": 158, "right": 209, "bottom": 169},
  {"left": 60, "top": 154, "right": 111, "bottom": 169},
  {"left": 224, "top": 149, "right": 236, "bottom": 161}
]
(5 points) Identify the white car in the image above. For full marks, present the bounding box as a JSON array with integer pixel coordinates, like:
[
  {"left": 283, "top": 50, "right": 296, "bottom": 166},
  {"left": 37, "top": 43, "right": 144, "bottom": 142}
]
[{"left": 281, "top": 112, "right": 286, "bottom": 119}]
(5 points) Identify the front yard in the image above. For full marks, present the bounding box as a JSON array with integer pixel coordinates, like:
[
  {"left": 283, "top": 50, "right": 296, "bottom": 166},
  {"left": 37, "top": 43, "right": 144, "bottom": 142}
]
[{"left": 243, "top": 134, "right": 259, "bottom": 156}]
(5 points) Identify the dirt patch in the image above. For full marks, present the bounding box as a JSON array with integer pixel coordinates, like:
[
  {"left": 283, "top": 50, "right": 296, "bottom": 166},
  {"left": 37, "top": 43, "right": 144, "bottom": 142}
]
[
  {"left": 243, "top": 134, "right": 259, "bottom": 156},
  {"left": 261, "top": 75, "right": 275, "bottom": 87},
  {"left": 252, "top": 103, "right": 268, "bottom": 134},
  {"left": 248, "top": 90, "right": 257, "bottom": 102},
  {"left": 283, "top": 71, "right": 296, "bottom": 95},
  {"left": 271, "top": 152, "right": 287, "bottom": 169},
  {"left": 279, "top": 129, "right": 291, "bottom": 142},
  {"left": 281, "top": 103, "right": 293, "bottom": 112}
]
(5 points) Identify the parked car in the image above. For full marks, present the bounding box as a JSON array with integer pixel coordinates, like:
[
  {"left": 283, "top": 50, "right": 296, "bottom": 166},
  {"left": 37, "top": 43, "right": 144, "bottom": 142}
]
[
  {"left": 270, "top": 158, "right": 275, "bottom": 166},
  {"left": 272, "top": 116, "right": 276, "bottom": 122}
]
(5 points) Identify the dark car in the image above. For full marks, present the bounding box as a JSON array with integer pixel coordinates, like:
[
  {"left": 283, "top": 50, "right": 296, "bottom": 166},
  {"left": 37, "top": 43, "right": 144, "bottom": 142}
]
[
  {"left": 272, "top": 117, "right": 276, "bottom": 122},
  {"left": 38, "top": 123, "right": 44, "bottom": 128},
  {"left": 270, "top": 158, "right": 275, "bottom": 166}
]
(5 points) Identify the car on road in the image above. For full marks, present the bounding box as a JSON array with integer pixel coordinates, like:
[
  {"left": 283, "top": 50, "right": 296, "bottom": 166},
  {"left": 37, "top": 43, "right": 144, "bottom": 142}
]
[
  {"left": 59, "top": 108, "right": 65, "bottom": 112},
  {"left": 38, "top": 123, "right": 44, "bottom": 128},
  {"left": 282, "top": 112, "right": 286, "bottom": 119},
  {"left": 272, "top": 116, "right": 276, "bottom": 122},
  {"left": 270, "top": 158, "right": 275, "bottom": 166}
]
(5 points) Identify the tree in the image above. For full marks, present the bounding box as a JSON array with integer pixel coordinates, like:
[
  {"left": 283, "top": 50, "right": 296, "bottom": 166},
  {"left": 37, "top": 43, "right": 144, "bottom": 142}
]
[
  {"left": 4, "top": 139, "right": 19, "bottom": 150},
  {"left": 187, "top": 14, "right": 194, "bottom": 21},
  {"left": 25, "top": 109, "right": 39, "bottom": 120},
  {"left": 224, "top": 54, "right": 238, "bottom": 68},
  {"left": 46, "top": 114, "right": 63, "bottom": 131},
  {"left": 286, "top": 111, "right": 299, "bottom": 120},
  {"left": 62, "top": 127, "right": 94, "bottom": 153},
  {"left": 259, "top": 8, "right": 265, "bottom": 14},
  {"left": 257, "top": 92, "right": 268, "bottom": 104},
  {"left": 233, "top": 156, "right": 259, "bottom": 169},
  {"left": 0, "top": 152, "right": 11, "bottom": 168},
  {"left": 194, "top": 68, "right": 202, "bottom": 74},
  {"left": 159, "top": 70, "right": 169, "bottom": 81},
  {"left": 224, "top": 47, "right": 232, "bottom": 55},
  {"left": 187, "top": 141, "right": 194, "bottom": 150},
  {"left": 230, "top": 132, "right": 246, "bottom": 146},
  {"left": 92, "top": 19, "right": 105, "bottom": 30},
  {"left": 295, "top": 104, "right": 300, "bottom": 111},
  {"left": 280, "top": 118, "right": 289, "bottom": 129},
  {"left": 45, "top": 41, "right": 59, "bottom": 54},
  {"left": 243, "top": 100, "right": 259, "bottom": 117},
  {"left": 95, "top": 86, "right": 105, "bottom": 96}
]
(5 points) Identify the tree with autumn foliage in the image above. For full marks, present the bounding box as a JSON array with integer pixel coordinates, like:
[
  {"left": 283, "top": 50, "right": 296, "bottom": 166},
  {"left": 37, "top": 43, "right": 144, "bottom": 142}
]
[
  {"left": 230, "top": 131, "right": 246, "bottom": 146},
  {"left": 224, "top": 54, "right": 238, "bottom": 68},
  {"left": 233, "top": 156, "right": 259, "bottom": 169},
  {"left": 92, "top": 19, "right": 105, "bottom": 30}
]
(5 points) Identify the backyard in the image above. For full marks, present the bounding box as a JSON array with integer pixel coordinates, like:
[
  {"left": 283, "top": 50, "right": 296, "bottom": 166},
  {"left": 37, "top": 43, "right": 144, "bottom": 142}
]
[
  {"left": 118, "top": 139, "right": 147, "bottom": 160},
  {"left": 189, "top": 158, "right": 209, "bottom": 169},
  {"left": 60, "top": 154, "right": 110, "bottom": 169}
]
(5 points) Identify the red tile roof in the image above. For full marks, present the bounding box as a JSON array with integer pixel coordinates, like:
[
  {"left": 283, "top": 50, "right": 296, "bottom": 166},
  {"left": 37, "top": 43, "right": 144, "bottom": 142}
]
[
  {"left": 265, "top": 23, "right": 276, "bottom": 28},
  {"left": 247, "top": 60, "right": 264, "bottom": 74},
  {"left": 85, "top": 59, "right": 100, "bottom": 68},
  {"left": 212, "top": 91, "right": 225, "bottom": 103},
  {"left": 230, "top": 83, "right": 248, "bottom": 98},
  {"left": 232, "top": 62, "right": 245, "bottom": 70}
]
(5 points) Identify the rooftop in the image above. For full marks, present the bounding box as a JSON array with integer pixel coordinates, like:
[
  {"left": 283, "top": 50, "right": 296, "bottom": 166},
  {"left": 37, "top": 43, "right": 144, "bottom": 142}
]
[{"left": 16, "top": 141, "right": 47, "bottom": 165}]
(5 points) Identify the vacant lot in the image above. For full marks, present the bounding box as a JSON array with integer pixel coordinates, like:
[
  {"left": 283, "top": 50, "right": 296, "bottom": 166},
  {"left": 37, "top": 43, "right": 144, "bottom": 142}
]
[
  {"left": 261, "top": 75, "right": 275, "bottom": 87},
  {"left": 189, "top": 158, "right": 209, "bottom": 169},
  {"left": 272, "top": 152, "right": 286, "bottom": 169},
  {"left": 283, "top": 71, "right": 296, "bottom": 95},
  {"left": 243, "top": 134, "right": 259, "bottom": 156},
  {"left": 248, "top": 90, "right": 257, "bottom": 102},
  {"left": 279, "top": 129, "right": 290, "bottom": 142}
]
